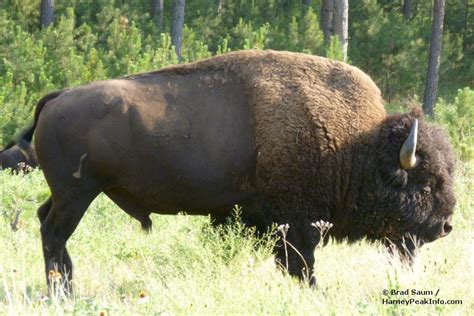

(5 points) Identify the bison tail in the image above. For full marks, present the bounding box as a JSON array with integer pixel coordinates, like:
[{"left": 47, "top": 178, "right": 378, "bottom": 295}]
[
  {"left": 20, "top": 90, "right": 64, "bottom": 144},
  {"left": 18, "top": 125, "right": 36, "bottom": 144}
]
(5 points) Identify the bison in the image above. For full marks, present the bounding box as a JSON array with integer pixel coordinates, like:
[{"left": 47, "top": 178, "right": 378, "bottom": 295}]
[
  {"left": 0, "top": 131, "right": 38, "bottom": 173},
  {"left": 21, "top": 50, "right": 455, "bottom": 291}
]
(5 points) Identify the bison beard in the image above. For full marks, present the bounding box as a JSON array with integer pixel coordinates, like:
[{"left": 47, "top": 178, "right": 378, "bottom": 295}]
[{"left": 21, "top": 50, "right": 455, "bottom": 292}]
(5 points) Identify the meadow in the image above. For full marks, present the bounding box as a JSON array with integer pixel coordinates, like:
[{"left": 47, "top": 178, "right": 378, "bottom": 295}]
[
  {"left": 0, "top": 158, "right": 472, "bottom": 315},
  {"left": 0, "top": 2, "right": 472, "bottom": 314}
]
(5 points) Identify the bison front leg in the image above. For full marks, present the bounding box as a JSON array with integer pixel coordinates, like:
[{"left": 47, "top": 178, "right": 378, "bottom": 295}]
[{"left": 275, "top": 221, "right": 319, "bottom": 287}]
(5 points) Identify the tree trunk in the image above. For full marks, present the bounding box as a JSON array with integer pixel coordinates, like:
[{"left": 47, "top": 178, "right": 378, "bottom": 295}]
[
  {"left": 303, "top": 0, "right": 312, "bottom": 9},
  {"left": 463, "top": 0, "right": 469, "bottom": 53},
  {"left": 150, "top": 0, "right": 158, "bottom": 18},
  {"left": 423, "top": 0, "right": 445, "bottom": 117},
  {"left": 40, "top": 0, "right": 55, "bottom": 28},
  {"left": 158, "top": 0, "right": 164, "bottom": 30},
  {"left": 403, "top": 0, "right": 414, "bottom": 20},
  {"left": 171, "top": 0, "right": 185, "bottom": 63},
  {"left": 150, "top": 0, "right": 164, "bottom": 30},
  {"left": 321, "top": 0, "right": 334, "bottom": 46},
  {"left": 216, "top": 0, "right": 224, "bottom": 13},
  {"left": 333, "top": 0, "right": 348, "bottom": 62}
]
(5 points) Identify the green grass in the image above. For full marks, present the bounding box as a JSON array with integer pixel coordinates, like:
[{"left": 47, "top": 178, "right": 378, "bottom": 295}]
[{"left": 0, "top": 162, "right": 472, "bottom": 315}]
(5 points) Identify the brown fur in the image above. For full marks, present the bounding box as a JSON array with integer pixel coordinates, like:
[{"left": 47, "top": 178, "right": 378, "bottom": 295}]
[
  {"left": 132, "top": 50, "right": 387, "bottom": 229},
  {"left": 0, "top": 137, "right": 38, "bottom": 173},
  {"left": 22, "top": 50, "right": 455, "bottom": 290}
]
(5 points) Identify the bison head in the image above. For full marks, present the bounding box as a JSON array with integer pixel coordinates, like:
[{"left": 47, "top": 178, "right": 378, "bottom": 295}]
[
  {"left": 373, "top": 108, "right": 455, "bottom": 262},
  {"left": 0, "top": 139, "right": 38, "bottom": 173}
]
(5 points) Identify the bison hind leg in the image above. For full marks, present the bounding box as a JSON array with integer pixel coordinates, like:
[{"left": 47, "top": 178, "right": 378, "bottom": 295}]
[
  {"left": 40, "top": 184, "right": 100, "bottom": 294},
  {"left": 37, "top": 196, "right": 53, "bottom": 223}
]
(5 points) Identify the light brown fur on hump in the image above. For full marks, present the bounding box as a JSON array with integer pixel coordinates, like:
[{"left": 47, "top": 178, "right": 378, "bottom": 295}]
[
  {"left": 127, "top": 50, "right": 386, "bottom": 199},
  {"left": 129, "top": 50, "right": 385, "bottom": 140}
]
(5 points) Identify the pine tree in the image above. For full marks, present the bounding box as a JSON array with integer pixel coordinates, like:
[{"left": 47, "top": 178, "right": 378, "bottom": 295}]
[
  {"left": 403, "top": 0, "right": 414, "bottom": 20},
  {"left": 150, "top": 0, "right": 164, "bottom": 30},
  {"left": 321, "top": 0, "right": 334, "bottom": 46},
  {"left": 171, "top": 0, "right": 186, "bottom": 63},
  {"left": 40, "top": 0, "right": 55, "bottom": 28},
  {"left": 216, "top": 0, "right": 224, "bottom": 14},
  {"left": 333, "top": 0, "right": 348, "bottom": 62},
  {"left": 301, "top": 8, "right": 324, "bottom": 55},
  {"left": 423, "top": 0, "right": 445, "bottom": 116}
]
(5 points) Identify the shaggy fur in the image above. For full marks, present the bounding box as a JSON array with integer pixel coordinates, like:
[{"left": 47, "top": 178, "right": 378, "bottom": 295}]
[{"left": 21, "top": 50, "right": 455, "bottom": 290}]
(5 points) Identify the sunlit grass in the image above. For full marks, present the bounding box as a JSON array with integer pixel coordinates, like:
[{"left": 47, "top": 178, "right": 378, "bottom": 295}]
[{"left": 0, "top": 163, "right": 472, "bottom": 315}]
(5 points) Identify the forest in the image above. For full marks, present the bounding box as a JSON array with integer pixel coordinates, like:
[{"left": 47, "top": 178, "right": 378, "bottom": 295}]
[
  {"left": 0, "top": 0, "right": 473, "bottom": 314},
  {"left": 0, "top": 0, "right": 472, "bottom": 156}
]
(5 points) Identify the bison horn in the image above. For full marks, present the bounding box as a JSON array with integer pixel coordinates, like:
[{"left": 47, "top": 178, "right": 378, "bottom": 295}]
[{"left": 399, "top": 119, "right": 418, "bottom": 170}]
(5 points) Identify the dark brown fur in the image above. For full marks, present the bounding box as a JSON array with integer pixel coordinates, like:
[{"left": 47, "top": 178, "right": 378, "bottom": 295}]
[
  {"left": 0, "top": 134, "right": 38, "bottom": 173},
  {"left": 21, "top": 50, "right": 455, "bottom": 290}
]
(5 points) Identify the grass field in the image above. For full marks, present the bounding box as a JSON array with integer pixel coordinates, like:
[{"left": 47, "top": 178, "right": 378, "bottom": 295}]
[{"left": 0, "top": 161, "right": 472, "bottom": 315}]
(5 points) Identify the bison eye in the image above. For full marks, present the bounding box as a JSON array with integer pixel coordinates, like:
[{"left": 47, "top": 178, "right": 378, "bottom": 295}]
[{"left": 422, "top": 186, "right": 431, "bottom": 194}]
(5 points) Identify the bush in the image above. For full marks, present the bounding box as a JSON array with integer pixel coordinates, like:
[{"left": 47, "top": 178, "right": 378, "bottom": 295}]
[{"left": 436, "top": 87, "right": 474, "bottom": 161}]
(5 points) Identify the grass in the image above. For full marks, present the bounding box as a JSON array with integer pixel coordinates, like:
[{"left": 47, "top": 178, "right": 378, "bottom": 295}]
[{"left": 0, "top": 162, "right": 472, "bottom": 315}]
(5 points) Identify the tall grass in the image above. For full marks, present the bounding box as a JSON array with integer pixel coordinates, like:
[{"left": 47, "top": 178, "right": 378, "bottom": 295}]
[{"left": 0, "top": 161, "right": 472, "bottom": 315}]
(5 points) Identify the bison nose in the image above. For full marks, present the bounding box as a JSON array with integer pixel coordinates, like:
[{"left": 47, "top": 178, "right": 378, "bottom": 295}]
[{"left": 440, "top": 217, "right": 453, "bottom": 237}]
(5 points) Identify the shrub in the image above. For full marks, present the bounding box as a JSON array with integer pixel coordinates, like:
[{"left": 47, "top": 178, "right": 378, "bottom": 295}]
[{"left": 436, "top": 87, "right": 474, "bottom": 161}]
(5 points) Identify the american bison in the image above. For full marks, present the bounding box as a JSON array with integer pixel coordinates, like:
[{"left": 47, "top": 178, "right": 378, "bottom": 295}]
[
  {"left": 22, "top": 50, "right": 455, "bottom": 291},
  {"left": 0, "top": 131, "right": 38, "bottom": 172}
]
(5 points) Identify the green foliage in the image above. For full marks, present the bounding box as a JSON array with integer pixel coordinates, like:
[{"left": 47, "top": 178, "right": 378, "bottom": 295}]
[
  {"left": 299, "top": 8, "right": 324, "bottom": 55},
  {"left": 281, "top": 8, "right": 324, "bottom": 54},
  {"left": 350, "top": 0, "right": 429, "bottom": 101},
  {"left": 0, "top": 0, "right": 471, "bottom": 162},
  {"left": 200, "top": 205, "right": 276, "bottom": 265},
  {"left": 436, "top": 88, "right": 474, "bottom": 161},
  {"left": 326, "top": 35, "right": 344, "bottom": 61},
  {"left": 228, "top": 19, "right": 270, "bottom": 50}
]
